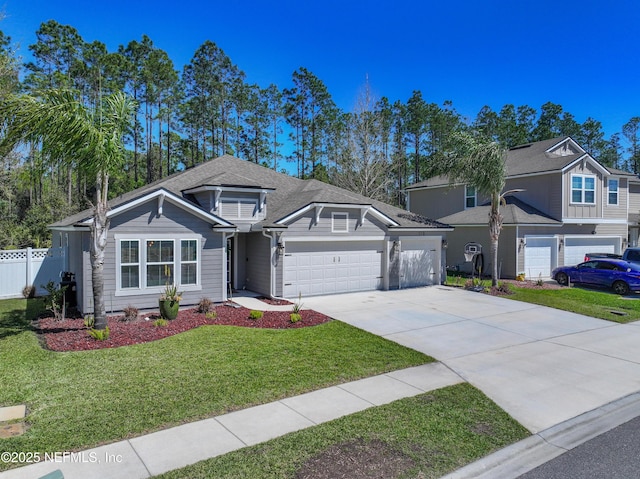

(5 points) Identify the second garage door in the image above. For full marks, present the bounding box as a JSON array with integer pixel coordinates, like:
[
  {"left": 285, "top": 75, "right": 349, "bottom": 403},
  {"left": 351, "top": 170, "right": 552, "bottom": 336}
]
[
  {"left": 564, "top": 237, "right": 620, "bottom": 266},
  {"left": 524, "top": 236, "right": 556, "bottom": 279},
  {"left": 283, "top": 241, "right": 383, "bottom": 297}
]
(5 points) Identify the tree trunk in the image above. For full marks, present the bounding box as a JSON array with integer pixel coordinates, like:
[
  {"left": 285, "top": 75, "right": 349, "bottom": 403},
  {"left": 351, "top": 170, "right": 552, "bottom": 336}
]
[
  {"left": 91, "top": 171, "right": 110, "bottom": 329},
  {"left": 489, "top": 191, "right": 502, "bottom": 287}
]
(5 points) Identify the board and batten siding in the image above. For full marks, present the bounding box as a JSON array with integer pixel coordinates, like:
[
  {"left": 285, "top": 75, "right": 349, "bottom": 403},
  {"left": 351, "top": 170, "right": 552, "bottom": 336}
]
[
  {"left": 83, "top": 200, "right": 224, "bottom": 314},
  {"left": 563, "top": 162, "right": 602, "bottom": 219},
  {"left": 284, "top": 207, "right": 388, "bottom": 237},
  {"left": 603, "top": 177, "right": 628, "bottom": 219}
]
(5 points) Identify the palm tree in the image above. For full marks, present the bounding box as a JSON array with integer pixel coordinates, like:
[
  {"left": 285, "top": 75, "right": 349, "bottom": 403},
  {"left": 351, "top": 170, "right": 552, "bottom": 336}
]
[
  {"left": 0, "top": 89, "right": 135, "bottom": 329},
  {"left": 429, "top": 132, "right": 514, "bottom": 287}
]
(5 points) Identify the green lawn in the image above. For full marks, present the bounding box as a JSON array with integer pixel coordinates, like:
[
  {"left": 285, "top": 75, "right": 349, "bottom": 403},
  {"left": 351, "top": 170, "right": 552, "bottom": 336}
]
[
  {"left": 0, "top": 298, "right": 431, "bottom": 470},
  {"left": 155, "top": 384, "right": 529, "bottom": 479},
  {"left": 509, "top": 286, "right": 640, "bottom": 323}
]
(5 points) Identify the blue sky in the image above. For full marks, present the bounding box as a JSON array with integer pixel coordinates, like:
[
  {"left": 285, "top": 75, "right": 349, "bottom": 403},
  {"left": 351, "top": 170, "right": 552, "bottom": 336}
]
[{"left": 3, "top": 0, "right": 640, "bottom": 145}]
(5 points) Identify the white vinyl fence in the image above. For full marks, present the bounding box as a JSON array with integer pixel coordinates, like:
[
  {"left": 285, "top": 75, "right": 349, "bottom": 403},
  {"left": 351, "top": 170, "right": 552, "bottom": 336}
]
[{"left": 0, "top": 247, "right": 66, "bottom": 299}]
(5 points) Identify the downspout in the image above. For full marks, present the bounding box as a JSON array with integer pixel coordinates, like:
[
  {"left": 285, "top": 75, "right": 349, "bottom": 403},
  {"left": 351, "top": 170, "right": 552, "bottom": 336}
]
[
  {"left": 222, "top": 230, "right": 236, "bottom": 300},
  {"left": 262, "top": 229, "right": 289, "bottom": 301}
]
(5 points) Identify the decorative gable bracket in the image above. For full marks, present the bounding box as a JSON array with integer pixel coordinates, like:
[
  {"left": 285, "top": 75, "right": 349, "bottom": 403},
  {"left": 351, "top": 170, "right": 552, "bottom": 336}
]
[
  {"left": 157, "top": 192, "right": 165, "bottom": 216},
  {"left": 260, "top": 191, "right": 266, "bottom": 212},
  {"left": 314, "top": 205, "right": 324, "bottom": 225},
  {"left": 209, "top": 188, "right": 223, "bottom": 213},
  {"left": 359, "top": 206, "right": 370, "bottom": 226}
]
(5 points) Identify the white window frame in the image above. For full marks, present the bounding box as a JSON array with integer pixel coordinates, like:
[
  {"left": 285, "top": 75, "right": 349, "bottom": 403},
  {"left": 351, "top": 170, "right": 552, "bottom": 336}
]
[
  {"left": 607, "top": 178, "right": 619, "bottom": 206},
  {"left": 465, "top": 185, "right": 477, "bottom": 209},
  {"left": 119, "top": 240, "right": 140, "bottom": 290},
  {"left": 571, "top": 174, "right": 596, "bottom": 205},
  {"left": 331, "top": 212, "right": 349, "bottom": 233},
  {"left": 115, "top": 234, "right": 201, "bottom": 296}
]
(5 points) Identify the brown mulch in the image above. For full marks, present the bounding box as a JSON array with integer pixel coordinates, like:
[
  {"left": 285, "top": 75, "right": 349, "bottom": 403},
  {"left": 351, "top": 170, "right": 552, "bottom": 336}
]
[
  {"left": 256, "top": 296, "right": 294, "bottom": 306},
  {"left": 34, "top": 304, "right": 332, "bottom": 352},
  {"left": 501, "top": 279, "right": 562, "bottom": 290}
]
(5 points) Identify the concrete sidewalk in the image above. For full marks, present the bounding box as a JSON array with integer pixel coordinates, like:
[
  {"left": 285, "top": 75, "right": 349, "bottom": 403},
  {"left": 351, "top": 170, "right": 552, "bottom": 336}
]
[{"left": 0, "top": 363, "right": 463, "bottom": 479}]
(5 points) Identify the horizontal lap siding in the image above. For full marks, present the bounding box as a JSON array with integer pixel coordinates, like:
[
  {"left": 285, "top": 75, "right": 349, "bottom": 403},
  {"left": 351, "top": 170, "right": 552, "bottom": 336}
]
[
  {"left": 285, "top": 207, "right": 387, "bottom": 237},
  {"left": 90, "top": 201, "right": 224, "bottom": 314}
]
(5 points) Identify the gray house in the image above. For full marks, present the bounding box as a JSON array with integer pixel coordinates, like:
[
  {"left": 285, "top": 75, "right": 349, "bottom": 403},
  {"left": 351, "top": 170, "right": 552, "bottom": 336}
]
[
  {"left": 51, "top": 155, "right": 451, "bottom": 314},
  {"left": 406, "top": 137, "right": 636, "bottom": 279}
]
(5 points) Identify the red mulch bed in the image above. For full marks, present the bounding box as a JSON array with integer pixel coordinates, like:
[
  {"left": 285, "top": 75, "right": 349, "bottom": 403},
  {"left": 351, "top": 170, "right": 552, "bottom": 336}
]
[
  {"left": 256, "top": 296, "right": 293, "bottom": 306},
  {"left": 35, "top": 305, "right": 332, "bottom": 352}
]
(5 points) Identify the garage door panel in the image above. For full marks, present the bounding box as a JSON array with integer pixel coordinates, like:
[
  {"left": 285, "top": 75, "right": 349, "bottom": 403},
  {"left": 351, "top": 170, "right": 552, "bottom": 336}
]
[
  {"left": 400, "top": 240, "right": 438, "bottom": 288},
  {"left": 284, "top": 241, "right": 383, "bottom": 297},
  {"left": 524, "top": 237, "right": 555, "bottom": 279},
  {"left": 564, "top": 237, "right": 619, "bottom": 266}
]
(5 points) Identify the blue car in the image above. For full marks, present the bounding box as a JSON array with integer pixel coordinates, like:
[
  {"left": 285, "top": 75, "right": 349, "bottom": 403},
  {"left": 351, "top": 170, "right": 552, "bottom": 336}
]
[{"left": 552, "top": 259, "right": 640, "bottom": 295}]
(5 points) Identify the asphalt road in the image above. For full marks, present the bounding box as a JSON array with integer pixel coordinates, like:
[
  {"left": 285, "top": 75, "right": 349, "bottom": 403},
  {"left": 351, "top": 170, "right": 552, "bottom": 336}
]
[{"left": 519, "top": 415, "right": 640, "bottom": 479}]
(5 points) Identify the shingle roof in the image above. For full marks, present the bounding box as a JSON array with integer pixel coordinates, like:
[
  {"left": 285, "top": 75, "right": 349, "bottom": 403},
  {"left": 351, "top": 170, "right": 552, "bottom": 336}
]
[
  {"left": 51, "top": 155, "right": 450, "bottom": 230},
  {"left": 437, "top": 196, "right": 561, "bottom": 226},
  {"left": 406, "top": 136, "right": 636, "bottom": 190}
]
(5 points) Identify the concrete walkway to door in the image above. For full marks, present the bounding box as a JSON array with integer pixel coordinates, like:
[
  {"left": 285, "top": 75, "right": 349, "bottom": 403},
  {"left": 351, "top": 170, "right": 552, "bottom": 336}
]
[{"left": 302, "top": 286, "right": 640, "bottom": 435}]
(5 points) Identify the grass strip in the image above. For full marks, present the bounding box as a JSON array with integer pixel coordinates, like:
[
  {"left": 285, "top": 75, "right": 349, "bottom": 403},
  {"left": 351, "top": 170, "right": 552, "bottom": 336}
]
[{"left": 156, "top": 383, "right": 529, "bottom": 479}]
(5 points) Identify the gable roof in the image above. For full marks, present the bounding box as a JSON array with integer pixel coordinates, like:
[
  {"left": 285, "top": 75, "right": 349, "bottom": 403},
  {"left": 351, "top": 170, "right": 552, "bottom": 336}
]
[
  {"left": 437, "top": 196, "right": 561, "bottom": 226},
  {"left": 51, "top": 155, "right": 450, "bottom": 231},
  {"left": 407, "top": 136, "right": 635, "bottom": 190}
]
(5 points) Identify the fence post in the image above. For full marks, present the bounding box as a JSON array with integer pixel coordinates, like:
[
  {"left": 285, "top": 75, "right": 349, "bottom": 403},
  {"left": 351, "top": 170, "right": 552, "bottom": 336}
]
[{"left": 26, "top": 247, "right": 33, "bottom": 288}]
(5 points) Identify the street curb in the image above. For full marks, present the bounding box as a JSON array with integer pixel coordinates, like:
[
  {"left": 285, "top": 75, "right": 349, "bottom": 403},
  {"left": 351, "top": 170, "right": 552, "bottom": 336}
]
[{"left": 441, "top": 390, "right": 640, "bottom": 479}]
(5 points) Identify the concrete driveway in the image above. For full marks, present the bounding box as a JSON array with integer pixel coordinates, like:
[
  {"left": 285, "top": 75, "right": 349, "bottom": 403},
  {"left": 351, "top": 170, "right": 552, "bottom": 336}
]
[{"left": 302, "top": 286, "right": 640, "bottom": 433}]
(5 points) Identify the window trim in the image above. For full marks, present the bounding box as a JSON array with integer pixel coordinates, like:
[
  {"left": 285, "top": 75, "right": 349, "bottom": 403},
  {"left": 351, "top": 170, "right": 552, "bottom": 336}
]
[
  {"left": 607, "top": 178, "right": 619, "bottom": 206},
  {"left": 115, "top": 234, "right": 201, "bottom": 297},
  {"left": 465, "top": 185, "right": 477, "bottom": 209},
  {"left": 571, "top": 174, "right": 596, "bottom": 205},
  {"left": 331, "top": 212, "right": 349, "bottom": 233},
  {"left": 119, "top": 240, "right": 140, "bottom": 290}
]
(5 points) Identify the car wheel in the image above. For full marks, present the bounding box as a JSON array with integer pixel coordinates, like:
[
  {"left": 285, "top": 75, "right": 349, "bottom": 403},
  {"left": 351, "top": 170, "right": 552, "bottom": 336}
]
[
  {"left": 556, "top": 272, "right": 569, "bottom": 286},
  {"left": 612, "top": 280, "right": 630, "bottom": 295}
]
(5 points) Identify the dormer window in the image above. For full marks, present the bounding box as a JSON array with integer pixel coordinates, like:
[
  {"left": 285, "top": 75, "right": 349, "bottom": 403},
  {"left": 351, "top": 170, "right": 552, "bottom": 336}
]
[{"left": 465, "top": 186, "right": 477, "bottom": 208}]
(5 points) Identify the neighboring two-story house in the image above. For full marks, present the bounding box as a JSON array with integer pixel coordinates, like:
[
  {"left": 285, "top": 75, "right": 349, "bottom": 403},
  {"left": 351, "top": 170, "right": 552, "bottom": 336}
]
[
  {"left": 50, "top": 155, "right": 451, "bottom": 315},
  {"left": 406, "top": 136, "right": 637, "bottom": 279}
]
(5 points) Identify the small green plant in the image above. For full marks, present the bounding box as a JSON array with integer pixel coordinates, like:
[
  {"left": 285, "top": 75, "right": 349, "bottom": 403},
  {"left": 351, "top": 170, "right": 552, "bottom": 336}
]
[
  {"left": 491, "top": 282, "right": 513, "bottom": 296},
  {"left": 291, "top": 292, "right": 303, "bottom": 314},
  {"left": 160, "top": 283, "right": 182, "bottom": 302},
  {"left": 536, "top": 273, "right": 544, "bottom": 287},
  {"left": 83, "top": 315, "right": 95, "bottom": 328},
  {"left": 197, "top": 297, "right": 214, "bottom": 313},
  {"left": 88, "top": 327, "right": 110, "bottom": 341},
  {"left": 153, "top": 318, "right": 168, "bottom": 327},
  {"left": 22, "top": 284, "right": 35, "bottom": 299},
  {"left": 205, "top": 310, "right": 217, "bottom": 319},
  {"left": 42, "top": 281, "right": 68, "bottom": 320},
  {"left": 122, "top": 305, "right": 138, "bottom": 322},
  {"left": 249, "top": 310, "right": 263, "bottom": 320},
  {"left": 290, "top": 313, "right": 302, "bottom": 323}
]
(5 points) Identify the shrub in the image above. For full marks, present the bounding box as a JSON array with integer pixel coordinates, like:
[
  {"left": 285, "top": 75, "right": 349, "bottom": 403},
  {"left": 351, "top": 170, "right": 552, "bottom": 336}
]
[
  {"left": 197, "top": 297, "right": 214, "bottom": 313},
  {"left": 153, "top": 318, "right": 168, "bottom": 327},
  {"left": 535, "top": 274, "right": 544, "bottom": 287},
  {"left": 515, "top": 273, "right": 526, "bottom": 282},
  {"left": 83, "top": 315, "right": 95, "bottom": 328},
  {"left": 122, "top": 305, "right": 139, "bottom": 322},
  {"left": 290, "top": 313, "right": 302, "bottom": 323},
  {"left": 22, "top": 285, "right": 36, "bottom": 299},
  {"left": 88, "top": 327, "right": 110, "bottom": 341},
  {"left": 42, "top": 281, "right": 68, "bottom": 320},
  {"left": 205, "top": 311, "right": 217, "bottom": 319},
  {"left": 491, "top": 282, "right": 513, "bottom": 296},
  {"left": 249, "top": 310, "right": 263, "bottom": 320}
]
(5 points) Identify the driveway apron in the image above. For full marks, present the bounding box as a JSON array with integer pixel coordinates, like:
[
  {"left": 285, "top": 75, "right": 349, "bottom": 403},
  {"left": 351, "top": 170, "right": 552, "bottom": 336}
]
[{"left": 302, "top": 287, "right": 640, "bottom": 433}]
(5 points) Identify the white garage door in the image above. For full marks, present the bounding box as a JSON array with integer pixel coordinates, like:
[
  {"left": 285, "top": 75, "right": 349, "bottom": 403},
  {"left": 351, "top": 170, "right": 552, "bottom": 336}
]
[
  {"left": 524, "top": 237, "right": 556, "bottom": 279},
  {"left": 400, "top": 238, "right": 439, "bottom": 288},
  {"left": 564, "top": 237, "right": 619, "bottom": 266},
  {"left": 283, "top": 241, "right": 383, "bottom": 297}
]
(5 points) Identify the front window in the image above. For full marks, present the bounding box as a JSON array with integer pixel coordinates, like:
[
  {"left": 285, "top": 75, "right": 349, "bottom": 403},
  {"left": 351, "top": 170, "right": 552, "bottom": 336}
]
[
  {"left": 608, "top": 179, "right": 619, "bottom": 205},
  {"left": 117, "top": 237, "right": 199, "bottom": 293},
  {"left": 146, "top": 240, "right": 174, "bottom": 287},
  {"left": 120, "top": 240, "right": 140, "bottom": 289},
  {"left": 465, "top": 185, "right": 476, "bottom": 208},
  {"left": 571, "top": 175, "right": 595, "bottom": 204}
]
